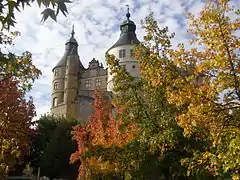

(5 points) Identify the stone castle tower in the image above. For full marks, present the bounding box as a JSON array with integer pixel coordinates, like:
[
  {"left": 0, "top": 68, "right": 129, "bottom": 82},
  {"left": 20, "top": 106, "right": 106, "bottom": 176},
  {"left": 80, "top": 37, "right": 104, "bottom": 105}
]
[
  {"left": 51, "top": 10, "right": 140, "bottom": 122},
  {"left": 107, "top": 9, "right": 140, "bottom": 91}
]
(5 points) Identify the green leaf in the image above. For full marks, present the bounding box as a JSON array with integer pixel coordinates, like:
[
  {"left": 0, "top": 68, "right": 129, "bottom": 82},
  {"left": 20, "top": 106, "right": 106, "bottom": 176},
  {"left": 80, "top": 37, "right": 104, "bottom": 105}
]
[
  {"left": 41, "top": 8, "right": 56, "bottom": 22},
  {"left": 37, "top": 0, "right": 42, "bottom": 7},
  {"left": 56, "top": 0, "right": 71, "bottom": 16}
]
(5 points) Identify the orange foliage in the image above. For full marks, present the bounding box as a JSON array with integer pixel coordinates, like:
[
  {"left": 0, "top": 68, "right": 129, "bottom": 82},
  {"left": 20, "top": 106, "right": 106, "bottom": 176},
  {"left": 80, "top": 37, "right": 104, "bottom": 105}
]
[
  {"left": 0, "top": 78, "right": 36, "bottom": 177},
  {"left": 71, "top": 90, "right": 136, "bottom": 178}
]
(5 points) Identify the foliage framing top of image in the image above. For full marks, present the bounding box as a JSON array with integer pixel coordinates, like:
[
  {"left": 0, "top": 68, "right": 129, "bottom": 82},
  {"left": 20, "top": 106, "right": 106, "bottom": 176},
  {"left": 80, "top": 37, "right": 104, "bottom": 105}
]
[{"left": 0, "top": 0, "right": 71, "bottom": 30}]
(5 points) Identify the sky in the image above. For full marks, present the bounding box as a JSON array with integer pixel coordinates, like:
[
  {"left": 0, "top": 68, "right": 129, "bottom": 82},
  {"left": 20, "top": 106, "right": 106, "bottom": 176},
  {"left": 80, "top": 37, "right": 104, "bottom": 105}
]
[{"left": 8, "top": 0, "right": 240, "bottom": 118}]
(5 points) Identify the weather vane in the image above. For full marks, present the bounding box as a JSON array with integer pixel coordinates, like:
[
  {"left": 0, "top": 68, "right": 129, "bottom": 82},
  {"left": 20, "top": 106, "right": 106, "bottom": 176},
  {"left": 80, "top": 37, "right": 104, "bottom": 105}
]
[
  {"left": 126, "top": 5, "right": 129, "bottom": 13},
  {"left": 126, "top": 5, "right": 130, "bottom": 19}
]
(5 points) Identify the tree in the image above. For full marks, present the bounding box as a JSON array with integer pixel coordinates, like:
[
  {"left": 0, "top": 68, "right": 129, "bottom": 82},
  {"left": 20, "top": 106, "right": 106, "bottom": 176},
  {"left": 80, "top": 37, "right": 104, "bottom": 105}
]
[
  {"left": 134, "top": 0, "right": 240, "bottom": 179},
  {"left": 106, "top": 42, "right": 193, "bottom": 179},
  {"left": 0, "top": 0, "right": 71, "bottom": 178},
  {"left": 71, "top": 91, "right": 137, "bottom": 179},
  {"left": 0, "top": 78, "right": 35, "bottom": 178},
  {"left": 29, "top": 115, "right": 79, "bottom": 180},
  {"left": 0, "top": 32, "right": 42, "bottom": 92},
  {"left": 0, "top": 13, "right": 41, "bottom": 179}
]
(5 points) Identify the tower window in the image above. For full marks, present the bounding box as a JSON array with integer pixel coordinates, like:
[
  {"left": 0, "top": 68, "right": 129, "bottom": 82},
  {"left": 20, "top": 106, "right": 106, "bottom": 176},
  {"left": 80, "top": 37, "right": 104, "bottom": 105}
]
[
  {"left": 132, "top": 65, "right": 135, "bottom": 69},
  {"left": 85, "top": 79, "right": 91, "bottom": 88},
  {"left": 54, "top": 82, "right": 59, "bottom": 90},
  {"left": 53, "top": 97, "right": 58, "bottom": 107},
  {"left": 95, "top": 78, "right": 101, "bottom": 87},
  {"left": 54, "top": 69, "right": 60, "bottom": 76},
  {"left": 119, "top": 49, "right": 126, "bottom": 58},
  {"left": 130, "top": 49, "right": 135, "bottom": 58},
  {"left": 121, "top": 64, "right": 126, "bottom": 70}
]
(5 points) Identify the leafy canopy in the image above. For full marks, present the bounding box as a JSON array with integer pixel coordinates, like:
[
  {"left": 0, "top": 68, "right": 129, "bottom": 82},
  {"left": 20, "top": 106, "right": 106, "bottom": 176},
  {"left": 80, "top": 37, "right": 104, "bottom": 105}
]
[
  {"left": 134, "top": 0, "right": 240, "bottom": 178},
  {"left": 71, "top": 90, "right": 136, "bottom": 179},
  {"left": 29, "top": 115, "right": 79, "bottom": 179},
  {"left": 0, "top": 78, "right": 36, "bottom": 178}
]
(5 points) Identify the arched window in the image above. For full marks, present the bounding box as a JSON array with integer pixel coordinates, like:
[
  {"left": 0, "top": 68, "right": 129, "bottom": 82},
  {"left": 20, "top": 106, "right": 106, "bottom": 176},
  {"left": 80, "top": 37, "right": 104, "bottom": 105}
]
[
  {"left": 54, "top": 82, "right": 59, "bottom": 90},
  {"left": 53, "top": 97, "right": 58, "bottom": 107}
]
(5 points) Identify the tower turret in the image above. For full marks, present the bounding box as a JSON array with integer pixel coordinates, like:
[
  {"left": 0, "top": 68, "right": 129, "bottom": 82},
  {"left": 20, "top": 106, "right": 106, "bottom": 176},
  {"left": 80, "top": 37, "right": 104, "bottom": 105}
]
[
  {"left": 51, "top": 26, "right": 84, "bottom": 118},
  {"left": 107, "top": 6, "right": 140, "bottom": 92}
]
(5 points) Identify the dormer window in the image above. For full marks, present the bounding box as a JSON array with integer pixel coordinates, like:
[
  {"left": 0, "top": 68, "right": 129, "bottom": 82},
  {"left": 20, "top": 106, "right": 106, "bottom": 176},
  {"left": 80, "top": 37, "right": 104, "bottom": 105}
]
[
  {"left": 119, "top": 49, "right": 126, "bottom": 58},
  {"left": 54, "top": 69, "right": 60, "bottom": 76},
  {"left": 54, "top": 82, "right": 59, "bottom": 90}
]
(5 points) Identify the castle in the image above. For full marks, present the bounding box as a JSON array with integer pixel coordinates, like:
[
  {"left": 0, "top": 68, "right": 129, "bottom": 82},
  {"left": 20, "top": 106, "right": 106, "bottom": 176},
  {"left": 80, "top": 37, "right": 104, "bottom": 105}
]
[{"left": 51, "top": 10, "right": 140, "bottom": 122}]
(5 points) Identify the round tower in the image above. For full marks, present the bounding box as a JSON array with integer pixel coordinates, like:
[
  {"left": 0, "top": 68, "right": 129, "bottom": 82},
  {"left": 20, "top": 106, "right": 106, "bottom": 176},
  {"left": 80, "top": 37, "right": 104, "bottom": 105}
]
[
  {"left": 51, "top": 26, "right": 85, "bottom": 118},
  {"left": 107, "top": 8, "right": 140, "bottom": 92}
]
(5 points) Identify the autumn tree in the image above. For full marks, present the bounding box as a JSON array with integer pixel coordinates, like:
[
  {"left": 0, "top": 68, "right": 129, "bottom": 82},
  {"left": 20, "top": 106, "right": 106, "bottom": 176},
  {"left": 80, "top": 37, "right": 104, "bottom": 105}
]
[
  {"left": 0, "top": 79, "right": 35, "bottom": 178},
  {"left": 0, "top": 0, "right": 70, "bottom": 177},
  {"left": 133, "top": 0, "right": 240, "bottom": 179},
  {"left": 0, "top": 18, "right": 41, "bottom": 179},
  {"left": 106, "top": 38, "right": 206, "bottom": 179},
  {"left": 71, "top": 91, "right": 137, "bottom": 179},
  {"left": 0, "top": 0, "right": 72, "bottom": 178}
]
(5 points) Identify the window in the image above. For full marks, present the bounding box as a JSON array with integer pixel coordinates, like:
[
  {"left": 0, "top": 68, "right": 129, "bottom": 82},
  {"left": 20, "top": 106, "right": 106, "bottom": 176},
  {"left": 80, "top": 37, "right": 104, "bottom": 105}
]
[
  {"left": 95, "top": 78, "right": 101, "bottom": 87},
  {"left": 130, "top": 49, "right": 134, "bottom": 58},
  {"left": 121, "top": 26, "right": 127, "bottom": 33},
  {"left": 53, "top": 97, "right": 58, "bottom": 107},
  {"left": 121, "top": 64, "right": 126, "bottom": 70},
  {"left": 96, "top": 69, "right": 100, "bottom": 75},
  {"left": 119, "top": 49, "right": 126, "bottom": 58},
  {"left": 85, "top": 79, "right": 91, "bottom": 88},
  {"left": 54, "top": 69, "right": 60, "bottom": 76},
  {"left": 132, "top": 65, "right": 136, "bottom": 69},
  {"left": 54, "top": 82, "right": 59, "bottom": 90}
]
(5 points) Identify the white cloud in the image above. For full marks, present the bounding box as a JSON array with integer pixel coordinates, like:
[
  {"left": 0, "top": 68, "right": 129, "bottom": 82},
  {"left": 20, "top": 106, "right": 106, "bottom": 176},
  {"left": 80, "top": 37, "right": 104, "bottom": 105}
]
[{"left": 5, "top": 0, "right": 239, "bottom": 118}]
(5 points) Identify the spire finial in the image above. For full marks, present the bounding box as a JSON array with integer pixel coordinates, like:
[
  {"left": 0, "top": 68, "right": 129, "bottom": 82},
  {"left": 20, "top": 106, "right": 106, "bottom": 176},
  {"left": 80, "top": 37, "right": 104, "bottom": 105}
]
[
  {"left": 126, "top": 5, "right": 130, "bottom": 19},
  {"left": 71, "top": 25, "right": 75, "bottom": 37}
]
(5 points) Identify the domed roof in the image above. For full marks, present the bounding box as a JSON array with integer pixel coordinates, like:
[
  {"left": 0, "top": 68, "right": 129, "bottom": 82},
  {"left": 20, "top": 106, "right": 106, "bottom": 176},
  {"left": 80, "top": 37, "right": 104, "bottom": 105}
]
[
  {"left": 108, "top": 33, "right": 140, "bottom": 51},
  {"left": 107, "top": 9, "right": 140, "bottom": 52},
  {"left": 122, "top": 18, "right": 135, "bottom": 25}
]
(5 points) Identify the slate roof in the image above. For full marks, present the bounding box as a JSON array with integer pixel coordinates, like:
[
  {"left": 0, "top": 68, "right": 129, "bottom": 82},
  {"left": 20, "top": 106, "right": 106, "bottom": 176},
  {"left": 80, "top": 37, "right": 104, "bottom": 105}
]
[
  {"left": 53, "top": 27, "right": 84, "bottom": 71},
  {"left": 107, "top": 12, "right": 140, "bottom": 52}
]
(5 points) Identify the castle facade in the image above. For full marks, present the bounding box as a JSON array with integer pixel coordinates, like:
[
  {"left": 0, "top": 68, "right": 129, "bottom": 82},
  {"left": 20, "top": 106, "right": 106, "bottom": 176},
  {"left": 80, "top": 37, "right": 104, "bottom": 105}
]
[{"left": 51, "top": 11, "right": 140, "bottom": 122}]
